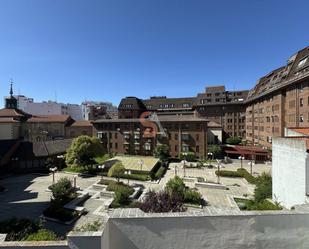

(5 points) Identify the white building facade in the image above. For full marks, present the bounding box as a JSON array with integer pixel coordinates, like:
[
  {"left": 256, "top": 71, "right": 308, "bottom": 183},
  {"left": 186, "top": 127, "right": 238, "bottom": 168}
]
[
  {"left": 4, "top": 95, "right": 83, "bottom": 120},
  {"left": 272, "top": 137, "right": 309, "bottom": 208}
]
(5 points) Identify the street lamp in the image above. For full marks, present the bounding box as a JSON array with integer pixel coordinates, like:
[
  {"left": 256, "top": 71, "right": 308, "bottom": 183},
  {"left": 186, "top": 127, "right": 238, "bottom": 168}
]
[
  {"left": 207, "top": 152, "right": 213, "bottom": 160},
  {"left": 174, "top": 165, "right": 178, "bottom": 177},
  {"left": 216, "top": 160, "right": 221, "bottom": 184},
  {"left": 238, "top": 155, "right": 245, "bottom": 169},
  {"left": 98, "top": 164, "right": 105, "bottom": 181},
  {"left": 181, "top": 160, "right": 187, "bottom": 177},
  {"left": 49, "top": 167, "right": 57, "bottom": 185},
  {"left": 248, "top": 160, "right": 255, "bottom": 175},
  {"left": 138, "top": 159, "right": 144, "bottom": 171},
  {"left": 125, "top": 170, "right": 131, "bottom": 185}
]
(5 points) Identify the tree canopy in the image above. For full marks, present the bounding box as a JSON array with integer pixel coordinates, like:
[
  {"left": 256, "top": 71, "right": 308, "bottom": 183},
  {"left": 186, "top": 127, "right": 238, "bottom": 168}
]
[
  {"left": 65, "top": 135, "right": 103, "bottom": 169},
  {"left": 108, "top": 162, "right": 125, "bottom": 182},
  {"left": 153, "top": 144, "right": 170, "bottom": 161},
  {"left": 226, "top": 136, "right": 242, "bottom": 145}
]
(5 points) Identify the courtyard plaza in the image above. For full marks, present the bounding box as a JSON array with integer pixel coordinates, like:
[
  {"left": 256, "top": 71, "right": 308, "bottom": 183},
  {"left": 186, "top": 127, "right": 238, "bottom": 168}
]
[{"left": 0, "top": 159, "right": 271, "bottom": 236}]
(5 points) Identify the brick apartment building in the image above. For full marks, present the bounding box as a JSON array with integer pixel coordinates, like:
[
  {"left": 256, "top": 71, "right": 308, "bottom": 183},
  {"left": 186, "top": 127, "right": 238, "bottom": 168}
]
[
  {"left": 118, "top": 86, "right": 248, "bottom": 139},
  {"left": 246, "top": 46, "right": 309, "bottom": 148},
  {"left": 93, "top": 113, "right": 209, "bottom": 159}
]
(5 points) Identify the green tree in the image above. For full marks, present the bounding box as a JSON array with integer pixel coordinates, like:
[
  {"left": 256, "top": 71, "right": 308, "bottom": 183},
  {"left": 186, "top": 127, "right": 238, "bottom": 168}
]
[
  {"left": 165, "top": 176, "right": 186, "bottom": 199},
  {"left": 208, "top": 145, "right": 222, "bottom": 159},
  {"left": 179, "top": 152, "right": 196, "bottom": 162},
  {"left": 108, "top": 162, "right": 125, "bottom": 182},
  {"left": 153, "top": 144, "right": 170, "bottom": 161},
  {"left": 50, "top": 177, "right": 73, "bottom": 205},
  {"left": 66, "top": 135, "right": 103, "bottom": 170},
  {"left": 226, "top": 136, "right": 242, "bottom": 145},
  {"left": 254, "top": 173, "right": 272, "bottom": 202}
]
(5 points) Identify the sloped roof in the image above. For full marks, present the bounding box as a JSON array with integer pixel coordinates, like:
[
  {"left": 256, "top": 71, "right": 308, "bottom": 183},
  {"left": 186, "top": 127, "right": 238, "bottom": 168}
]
[
  {"left": 14, "top": 139, "right": 73, "bottom": 158},
  {"left": 70, "top": 120, "right": 93, "bottom": 127},
  {"left": 289, "top": 128, "right": 309, "bottom": 136},
  {"left": 0, "top": 108, "right": 32, "bottom": 118},
  {"left": 27, "top": 115, "right": 71, "bottom": 123},
  {"left": 118, "top": 97, "right": 146, "bottom": 110}
]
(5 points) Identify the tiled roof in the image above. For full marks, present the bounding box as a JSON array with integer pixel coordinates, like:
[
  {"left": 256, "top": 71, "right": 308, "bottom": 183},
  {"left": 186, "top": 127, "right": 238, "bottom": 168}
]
[
  {"left": 289, "top": 128, "right": 309, "bottom": 136},
  {"left": 27, "top": 115, "right": 71, "bottom": 123},
  {"left": 14, "top": 139, "right": 73, "bottom": 158},
  {"left": 93, "top": 114, "right": 209, "bottom": 123},
  {"left": 70, "top": 120, "right": 93, "bottom": 127},
  {"left": 0, "top": 108, "right": 31, "bottom": 118}
]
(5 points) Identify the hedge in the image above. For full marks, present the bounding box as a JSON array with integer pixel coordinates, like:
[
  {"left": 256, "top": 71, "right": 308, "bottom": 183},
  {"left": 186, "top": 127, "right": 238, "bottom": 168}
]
[
  {"left": 215, "top": 170, "right": 243, "bottom": 177},
  {"left": 119, "top": 173, "right": 149, "bottom": 181},
  {"left": 26, "top": 229, "right": 57, "bottom": 241},
  {"left": 155, "top": 166, "right": 167, "bottom": 179},
  {"left": 215, "top": 168, "right": 256, "bottom": 184},
  {"left": 237, "top": 168, "right": 256, "bottom": 184}
]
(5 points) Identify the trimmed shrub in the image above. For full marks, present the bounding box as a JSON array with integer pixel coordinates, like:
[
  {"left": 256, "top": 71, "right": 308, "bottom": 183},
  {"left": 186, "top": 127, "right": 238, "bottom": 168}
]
[
  {"left": 184, "top": 189, "right": 203, "bottom": 205},
  {"left": 119, "top": 173, "right": 149, "bottom": 181},
  {"left": 26, "top": 229, "right": 57, "bottom": 241},
  {"left": 50, "top": 177, "right": 74, "bottom": 205},
  {"left": 165, "top": 176, "right": 186, "bottom": 199},
  {"left": 155, "top": 166, "right": 167, "bottom": 179},
  {"left": 139, "top": 190, "right": 185, "bottom": 213},
  {"left": 237, "top": 168, "right": 256, "bottom": 184},
  {"left": 74, "top": 220, "right": 102, "bottom": 232},
  {"left": 215, "top": 170, "right": 243, "bottom": 177}
]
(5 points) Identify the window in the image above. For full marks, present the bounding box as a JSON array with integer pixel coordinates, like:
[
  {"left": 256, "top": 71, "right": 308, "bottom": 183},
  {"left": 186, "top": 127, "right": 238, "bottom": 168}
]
[
  {"left": 300, "top": 98, "right": 304, "bottom": 107},
  {"left": 145, "top": 143, "right": 151, "bottom": 151},
  {"left": 115, "top": 143, "right": 118, "bottom": 149},
  {"left": 175, "top": 133, "right": 178, "bottom": 140},
  {"left": 175, "top": 145, "right": 178, "bottom": 152},
  {"left": 181, "top": 134, "right": 189, "bottom": 141},
  {"left": 115, "top": 133, "right": 118, "bottom": 139},
  {"left": 298, "top": 57, "right": 308, "bottom": 68},
  {"left": 300, "top": 114, "right": 304, "bottom": 123},
  {"left": 182, "top": 144, "right": 189, "bottom": 152},
  {"left": 196, "top": 134, "right": 199, "bottom": 141},
  {"left": 182, "top": 103, "right": 190, "bottom": 108}
]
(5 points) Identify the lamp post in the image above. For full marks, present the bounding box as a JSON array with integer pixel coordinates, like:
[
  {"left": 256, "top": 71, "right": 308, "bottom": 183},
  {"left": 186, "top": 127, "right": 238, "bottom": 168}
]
[
  {"left": 249, "top": 159, "right": 255, "bottom": 175},
  {"left": 98, "top": 164, "right": 105, "bottom": 181},
  {"left": 216, "top": 160, "right": 221, "bottom": 184},
  {"left": 181, "top": 160, "right": 187, "bottom": 178},
  {"left": 238, "top": 155, "right": 245, "bottom": 169},
  {"left": 49, "top": 167, "right": 58, "bottom": 185},
  {"left": 207, "top": 152, "right": 213, "bottom": 160},
  {"left": 174, "top": 165, "right": 177, "bottom": 177},
  {"left": 125, "top": 170, "right": 131, "bottom": 185},
  {"left": 138, "top": 159, "right": 144, "bottom": 171}
]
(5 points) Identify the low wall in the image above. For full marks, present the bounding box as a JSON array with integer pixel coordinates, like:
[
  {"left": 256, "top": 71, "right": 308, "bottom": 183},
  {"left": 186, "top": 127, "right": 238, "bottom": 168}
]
[{"left": 103, "top": 212, "right": 309, "bottom": 249}]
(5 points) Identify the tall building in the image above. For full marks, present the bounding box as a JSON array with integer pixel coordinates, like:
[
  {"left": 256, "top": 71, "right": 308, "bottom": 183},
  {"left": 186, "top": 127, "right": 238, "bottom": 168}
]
[
  {"left": 118, "top": 86, "right": 248, "bottom": 139},
  {"left": 82, "top": 101, "right": 118, "bottom": 120},
  {"left": 246, "top": 46, "right": 309, "bottom": 149},
  {"left": 4, "top": 95, "right": 83, "bottom": 120}
]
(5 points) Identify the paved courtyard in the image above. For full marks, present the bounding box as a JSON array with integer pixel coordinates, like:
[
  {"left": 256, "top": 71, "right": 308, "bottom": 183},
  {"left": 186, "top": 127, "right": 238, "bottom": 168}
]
[
  {"left": 104, "top": 155, "right": 159, "bottom": 171},
  {"left": 0, "top": 159, "right": 272, "bottom": 236}
]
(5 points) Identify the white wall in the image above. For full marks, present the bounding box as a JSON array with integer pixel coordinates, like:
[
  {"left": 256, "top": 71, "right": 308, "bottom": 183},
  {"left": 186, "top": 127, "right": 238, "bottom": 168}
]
[
  {"left": 272, "top": 137, "right": 309, "bottom": 208},
  {"left": 103, "top": 213, "right": 309, "bottom": 249}
]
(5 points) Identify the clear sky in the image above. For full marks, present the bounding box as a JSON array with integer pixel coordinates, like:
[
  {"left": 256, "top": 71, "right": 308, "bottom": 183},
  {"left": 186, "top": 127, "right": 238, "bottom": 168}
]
[{"left": 0, "top": 0, "right": 308, "bottom": 107}]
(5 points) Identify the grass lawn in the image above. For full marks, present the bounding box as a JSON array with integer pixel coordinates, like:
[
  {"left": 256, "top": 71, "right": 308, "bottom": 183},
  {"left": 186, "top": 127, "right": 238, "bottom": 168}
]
[{"left": 105, "top": 155, "right": 159, "bottom": 172}]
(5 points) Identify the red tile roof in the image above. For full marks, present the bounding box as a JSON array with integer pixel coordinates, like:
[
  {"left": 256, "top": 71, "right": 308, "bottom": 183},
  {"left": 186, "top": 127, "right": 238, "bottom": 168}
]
[
  {"left": 289, "top": 128, "right": 309, "bottom": 136},
  {"left": 0, "top": 108, "right": 31, "bottom": 118},
  {"left": 27, "top": 115, "right": 71, "bottom": 123}
]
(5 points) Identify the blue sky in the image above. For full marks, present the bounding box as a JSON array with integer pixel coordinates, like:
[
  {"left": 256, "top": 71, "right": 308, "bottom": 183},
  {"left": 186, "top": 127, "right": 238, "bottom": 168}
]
[{"left": 0, "top": 0, "right": 308, "bottom": 107}]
